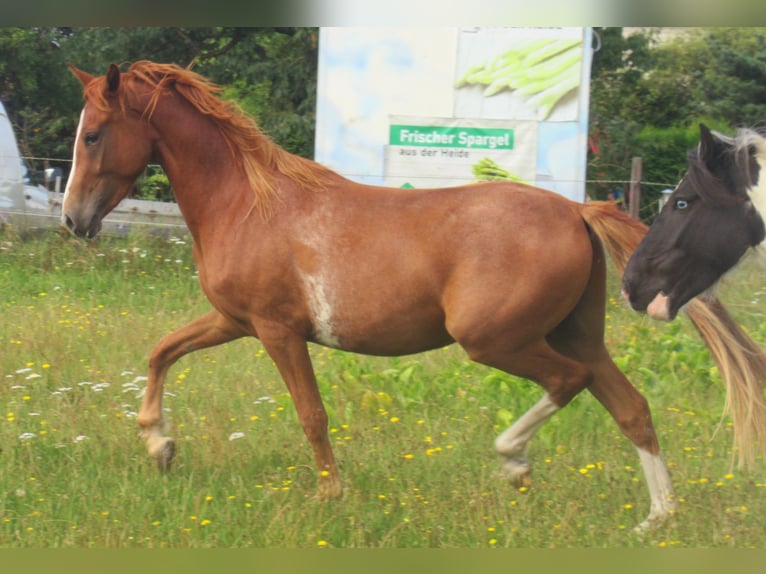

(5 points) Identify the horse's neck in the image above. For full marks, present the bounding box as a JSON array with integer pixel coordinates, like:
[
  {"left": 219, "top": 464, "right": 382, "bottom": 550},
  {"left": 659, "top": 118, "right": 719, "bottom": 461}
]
[{"left": 151, "top": 101, "right": 257, "bottom": 239}]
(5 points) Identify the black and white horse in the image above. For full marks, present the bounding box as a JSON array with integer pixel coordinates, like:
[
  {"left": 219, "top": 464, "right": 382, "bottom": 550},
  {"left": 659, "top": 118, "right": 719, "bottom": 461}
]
[{"left": 623, "top": 124, "right": 766, "bottom": 320}]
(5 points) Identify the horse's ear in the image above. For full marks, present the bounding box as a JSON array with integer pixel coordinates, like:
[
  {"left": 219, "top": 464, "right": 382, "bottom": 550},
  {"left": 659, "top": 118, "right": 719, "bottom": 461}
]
[
  {"left": 106, "top": 63, "right": 121, "bottom": 94},
  {"left": 699, "top": 123, "right": 716, "bottom": 164},
  {"left": 68, "top": 63, "right": 95, "bottom": 87}
]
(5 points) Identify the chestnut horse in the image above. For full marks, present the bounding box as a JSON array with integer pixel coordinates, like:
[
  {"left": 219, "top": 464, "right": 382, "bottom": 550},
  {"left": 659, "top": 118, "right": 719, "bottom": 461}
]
[{"left": 62, "top": 62, "right": 766, "bottom": 530}]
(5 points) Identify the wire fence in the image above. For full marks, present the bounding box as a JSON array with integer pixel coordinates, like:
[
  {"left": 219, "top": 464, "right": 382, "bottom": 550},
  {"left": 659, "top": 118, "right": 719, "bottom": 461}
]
[{"left": 4, "top": 154, "right": 677, "bottom": 232}]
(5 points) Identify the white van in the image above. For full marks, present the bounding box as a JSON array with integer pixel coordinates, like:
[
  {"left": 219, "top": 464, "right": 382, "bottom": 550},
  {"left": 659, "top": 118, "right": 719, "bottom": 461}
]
[
  {"left": 0, "top": 101, "right": 58, "bottom": 229},
  {"left": 0, "top": 100, "right": 26, "bottom": 225}
]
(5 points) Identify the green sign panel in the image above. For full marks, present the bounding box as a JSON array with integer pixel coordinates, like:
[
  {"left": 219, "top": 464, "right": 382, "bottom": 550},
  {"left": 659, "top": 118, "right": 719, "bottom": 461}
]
[{"left": 390, "top": 124, "right": 514, "bottom": 150}]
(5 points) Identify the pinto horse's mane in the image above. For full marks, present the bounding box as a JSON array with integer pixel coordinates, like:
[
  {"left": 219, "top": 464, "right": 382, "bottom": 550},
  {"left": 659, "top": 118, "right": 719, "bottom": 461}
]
[
  {"left": 84, "top": 60, "right": 337, "bottom": 219},
  {"left": 685, "top": 127, "right": 766, "bottom": 206}
]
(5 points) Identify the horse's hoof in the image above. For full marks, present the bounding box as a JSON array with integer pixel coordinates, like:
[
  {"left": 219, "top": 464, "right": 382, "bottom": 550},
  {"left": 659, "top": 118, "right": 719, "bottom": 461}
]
[
  {"left": 148, "top": 436, "right": 176, "bottom": 472},
  {"left": 500, "top": 457, "right": 532, "bottom": 488},
  {"left": 634, "top": 506, "right": 677, "bottom": 533},
  {"left": 635, "top": 515, "right": 663, "bottom": 533},
  {"left": 317, "top": 476, "right": 343, "bottom": 499},
  {"left": 515, "top": 472, "right": 533, "bottom": 489}
]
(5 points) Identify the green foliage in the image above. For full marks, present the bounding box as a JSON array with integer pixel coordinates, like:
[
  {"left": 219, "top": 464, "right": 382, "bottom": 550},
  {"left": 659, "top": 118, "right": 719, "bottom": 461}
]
[
  {"left": 588, "top": 27, "right": 766, "bottom": 222},
  {"left": 0, "top": 28, "right": 81, "bottom": 176},
  {"left": 696, "top": 28, "right": 766, "bottom": 126},
  {"left": 210, "top": 28, "right": 319, "bottom": 157},
  {"left": 59, "top": 27, "right": 320, "bottom": 159},
  {"left": 590, "top": 122, "right": 729, "bottom": 220},
  {"left": 133, "top": 167, "right": 173, "bottom": 202}
]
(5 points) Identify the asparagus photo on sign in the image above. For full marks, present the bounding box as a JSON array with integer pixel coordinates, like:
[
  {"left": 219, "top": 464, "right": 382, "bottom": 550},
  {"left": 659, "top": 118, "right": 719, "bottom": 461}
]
[{"left": 454, "top": 32, "right": 583, "bottom": 122}]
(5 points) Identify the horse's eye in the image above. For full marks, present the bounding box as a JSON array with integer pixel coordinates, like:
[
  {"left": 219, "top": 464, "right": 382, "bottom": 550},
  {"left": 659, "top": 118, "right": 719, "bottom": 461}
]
[
  {"left": 84, "top": 132, "right": 99, "bottom": 146},
  {"left": 675, "top": 199, "right": 689, "bottom": 210}
]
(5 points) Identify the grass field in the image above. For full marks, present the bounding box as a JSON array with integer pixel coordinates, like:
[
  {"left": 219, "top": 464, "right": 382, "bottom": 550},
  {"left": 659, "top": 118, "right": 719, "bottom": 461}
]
[{"left": 1, "top": 226, "right": 766, "bottom": 548}]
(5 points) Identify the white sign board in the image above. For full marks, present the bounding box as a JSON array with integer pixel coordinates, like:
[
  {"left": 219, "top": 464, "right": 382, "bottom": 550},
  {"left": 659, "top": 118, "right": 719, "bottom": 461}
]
[{"left": 315, "top": 27, "right": 592, "bottom": 202}]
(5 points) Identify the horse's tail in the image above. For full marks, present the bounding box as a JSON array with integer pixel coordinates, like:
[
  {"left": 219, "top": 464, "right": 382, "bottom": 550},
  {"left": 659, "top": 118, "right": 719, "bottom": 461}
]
[{"left": 580, "top": 200, "right": 766, "bottom": 468}]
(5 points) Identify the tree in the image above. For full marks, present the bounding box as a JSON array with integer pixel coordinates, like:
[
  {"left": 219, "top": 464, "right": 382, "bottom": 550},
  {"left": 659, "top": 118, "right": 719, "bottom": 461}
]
[
  {"left": 587, "top": 28, "right": 656, "bottom": 211},
  {"left": 60, "top": 27, "right": 319, "bottom": 157},
  {"left": 696, "top": 28, "right": 766, "bottom": 127},
  {"left": 587, "top": 27, "right": 766, "bottom": 221},
  {"left": 203, "top": 28, "right": 320, "bottom": 158},
  {"left": 0, "top": 27, "right": 320, "bottom": 198},
  {"left": 0, "top": 27, "right": 81, "bottom": 180}
]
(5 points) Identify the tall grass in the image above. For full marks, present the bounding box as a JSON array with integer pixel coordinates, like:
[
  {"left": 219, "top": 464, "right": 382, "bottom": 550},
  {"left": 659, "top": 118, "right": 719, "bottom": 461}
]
[{"left": 1, "top": 227, "right": 765, "bottom": 548}]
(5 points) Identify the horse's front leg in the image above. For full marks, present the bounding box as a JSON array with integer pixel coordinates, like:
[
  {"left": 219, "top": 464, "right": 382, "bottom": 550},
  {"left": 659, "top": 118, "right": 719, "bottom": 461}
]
[
  {"left": 258, "top": 322, "right": 342, "bottom": 498},
  {"left": 137, "top": 309, "right": 245, "bottom": 471}
]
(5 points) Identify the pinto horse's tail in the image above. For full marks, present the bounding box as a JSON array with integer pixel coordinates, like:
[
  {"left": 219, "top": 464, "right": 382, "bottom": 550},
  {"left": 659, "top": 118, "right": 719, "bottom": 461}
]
[{"left": 580, "top": 200, "right": 766, "bottom": 468}]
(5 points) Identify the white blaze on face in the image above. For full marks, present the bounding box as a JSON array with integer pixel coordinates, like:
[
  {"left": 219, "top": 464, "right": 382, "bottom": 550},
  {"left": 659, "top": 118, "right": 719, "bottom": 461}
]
[
  {"left": 62, "top": 109, "right": 85, "bottom": 221},
  {"left": 747, "top": 145, "right": 766, "bottom": 252},
  {"left": 646, "top": 292, "right": 671, "bottom": 321},
  {"left": 302, "top": 273, "right": 340, "bottom": 348}
]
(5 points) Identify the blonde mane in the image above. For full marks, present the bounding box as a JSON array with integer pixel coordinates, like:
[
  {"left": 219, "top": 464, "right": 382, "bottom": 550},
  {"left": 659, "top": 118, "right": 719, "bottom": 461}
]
[{"left": 85, "top": 60, "right": 337, "bottom": 219}]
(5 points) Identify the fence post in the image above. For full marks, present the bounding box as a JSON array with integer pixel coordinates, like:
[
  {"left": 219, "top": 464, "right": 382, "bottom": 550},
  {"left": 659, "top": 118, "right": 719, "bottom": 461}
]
[{"left": 629, "top": 156, "right": 642, "bottom": 220}]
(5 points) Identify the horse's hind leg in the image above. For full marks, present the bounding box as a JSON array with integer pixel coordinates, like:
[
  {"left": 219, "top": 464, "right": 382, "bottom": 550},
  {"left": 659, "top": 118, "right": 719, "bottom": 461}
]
[
  {"left": 546, "top": 235, "right": 674, "bottom": 529},
  {"left": 464, "top": 339, "right": 595, "bottom": 487},
  {"left": 549, "top": 328, "right": 675, "bottom": 529},
  {"left": 137, "top": 309, "right": 245, "bottom": 470},
  {"left": 586, "top": 356, "right": 676, "bottom": 530}
]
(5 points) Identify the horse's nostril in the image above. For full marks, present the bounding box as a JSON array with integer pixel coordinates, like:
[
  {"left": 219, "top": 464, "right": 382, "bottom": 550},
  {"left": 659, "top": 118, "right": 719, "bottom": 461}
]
[{"left": 64, "top": 214, "right": 75, "bottom": 231}]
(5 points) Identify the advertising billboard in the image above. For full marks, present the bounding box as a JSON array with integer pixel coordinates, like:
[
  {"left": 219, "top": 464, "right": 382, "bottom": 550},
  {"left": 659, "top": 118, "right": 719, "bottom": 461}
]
[{"left": 315, "top": 27, "right": 593, "bottom": 202}]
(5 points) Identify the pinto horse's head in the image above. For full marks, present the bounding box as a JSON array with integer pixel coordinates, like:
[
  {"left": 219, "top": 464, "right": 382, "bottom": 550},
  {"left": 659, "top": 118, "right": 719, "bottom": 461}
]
[
  {"left": 62, "top": 64, "right": 157, "bottom": 239},
  {"left": 622, "top": 124, "right": 766, "bottom": 321}
]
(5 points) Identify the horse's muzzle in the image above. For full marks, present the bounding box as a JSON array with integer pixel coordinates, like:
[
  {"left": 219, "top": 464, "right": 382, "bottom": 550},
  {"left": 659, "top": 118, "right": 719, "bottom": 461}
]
[
  {"left": 620, "top": 283, "right": 645, "bottom": 313},
  {"left": 63, "top": 212, "right": 102, "bottom": 240}
]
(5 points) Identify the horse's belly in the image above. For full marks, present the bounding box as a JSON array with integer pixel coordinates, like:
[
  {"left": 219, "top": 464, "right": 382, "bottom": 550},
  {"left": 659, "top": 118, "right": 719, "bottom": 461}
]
[
  {"left": 306, "top": 285, "right": 452, "bottom": 355},
  {"left": 328, "top": 316, "right": 454, "bottom": 356}
]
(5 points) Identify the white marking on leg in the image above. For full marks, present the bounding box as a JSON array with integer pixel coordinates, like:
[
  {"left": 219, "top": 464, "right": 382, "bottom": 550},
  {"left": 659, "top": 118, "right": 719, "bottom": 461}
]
[
  {"left": 495, "top": 394, "right": 560, "bottom": 483},
  {"left": 302, "top": 273, "right": 341, "bottom": 348},
  {"left": 61, "top": 109, "right": 84, "bottom": 221},
  {"left": 495, "top": 394, "right": 560, "bottom": 454},
  {"left": 635, "top": 447, "right": 676, "bottom": 531}
]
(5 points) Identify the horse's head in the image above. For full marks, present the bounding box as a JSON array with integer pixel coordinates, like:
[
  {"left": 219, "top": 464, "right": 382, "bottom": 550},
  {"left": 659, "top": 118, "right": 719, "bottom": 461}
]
[
  {"left": 62, "top": 64, "right": 157, "bottom": 239},
  {"left": 622, "top": 124, "right": 766, "bottom": 320}
]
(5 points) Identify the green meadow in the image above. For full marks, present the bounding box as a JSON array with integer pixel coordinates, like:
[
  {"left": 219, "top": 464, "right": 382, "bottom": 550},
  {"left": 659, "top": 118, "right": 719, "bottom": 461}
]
[{"left": 1, "top": 226, "right": 765, "bottom": 548}]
